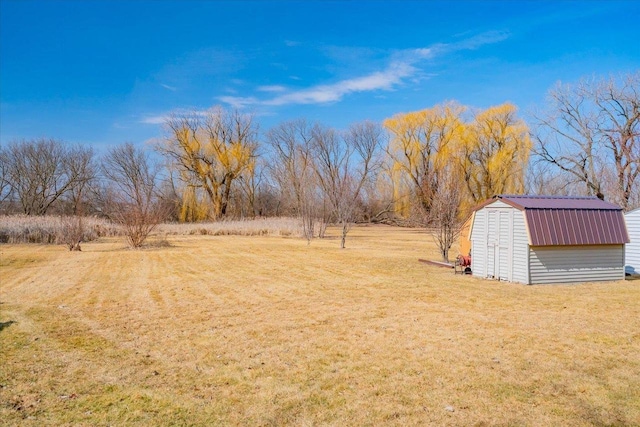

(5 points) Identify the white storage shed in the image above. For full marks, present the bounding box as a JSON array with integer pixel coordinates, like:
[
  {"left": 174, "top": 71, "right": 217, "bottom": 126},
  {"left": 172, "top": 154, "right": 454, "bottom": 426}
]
[
  {"left": 625, "top": 208, "right": 640, "bottom": 275},
  {"left": 469, "top": 195, "right": 629, "bottom": 285}
]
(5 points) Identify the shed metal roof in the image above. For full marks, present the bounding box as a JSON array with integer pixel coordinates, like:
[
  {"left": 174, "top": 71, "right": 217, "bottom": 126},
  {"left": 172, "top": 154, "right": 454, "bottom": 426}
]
[
  {"left": 474, "top": 195, "right": 630, "bottom": 246},
  {"left": 497, "top": 195, "right": 622, "bottom": 210}
]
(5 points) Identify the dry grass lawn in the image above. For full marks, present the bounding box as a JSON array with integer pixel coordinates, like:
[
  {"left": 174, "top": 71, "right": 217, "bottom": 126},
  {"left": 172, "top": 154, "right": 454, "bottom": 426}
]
[{"left": 1, "top": 225, "right": 639, "bottom": 426}]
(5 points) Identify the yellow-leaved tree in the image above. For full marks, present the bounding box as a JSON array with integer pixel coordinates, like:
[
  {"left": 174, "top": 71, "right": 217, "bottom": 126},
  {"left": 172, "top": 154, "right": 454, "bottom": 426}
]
[
  {"left": 384, "top": 102, "right": 466, "bottom": 217},
  {"left": 160, "top": 107, "right": 258, "bottom": 221},
  {"left": 178, "top": 184, "right": 210, "bottom": 222},
  {"left": 461, "top": 103, "right": 531, "bottom": 206},
  {"left": 383, "top": 101, "right": 531, "bottom": 261}
]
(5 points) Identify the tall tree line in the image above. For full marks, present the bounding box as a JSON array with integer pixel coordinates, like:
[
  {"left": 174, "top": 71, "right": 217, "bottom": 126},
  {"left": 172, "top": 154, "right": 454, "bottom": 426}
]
[{"left": 1, "top": 72, "right": 637, "bottom": 252}]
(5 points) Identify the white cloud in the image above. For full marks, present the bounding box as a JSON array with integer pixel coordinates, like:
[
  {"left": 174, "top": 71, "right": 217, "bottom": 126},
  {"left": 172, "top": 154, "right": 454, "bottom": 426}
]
[
  {"left": 215, "top": 45, "right": 431, "bottom": 108},
  {"left": 160, "top": 83, "right": 177, "bottom": 91},
  {"left": 144, "top": 30, "right": 509, "bottom": 117},
  {"left": 263, "top": 61, "right": 415, "bottom": 106},
  {"left": 140, "top": 108, "right": 211, "bottom": 125},
  {"left": 141, "top": 115, "right": 167, "bottom": 125},
  {"left": 413, "top": 47, "right": 435, "bottom": 58},
  {"left": 214, "top": 59, "right": 422, "bottom": 108},
  {"left": 257, "top": 85, "right": 287, "bottom": 92},
  {"left": 451, "top": 30, "right": 510, "bottom": 50},
  {"left": 217, "top": 96, "right": 259, "bottom": 109}
]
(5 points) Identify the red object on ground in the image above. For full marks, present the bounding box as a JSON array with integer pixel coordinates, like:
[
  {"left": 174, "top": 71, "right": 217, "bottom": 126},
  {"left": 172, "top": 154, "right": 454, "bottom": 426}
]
[{"left": 457, "top": 255, "right": 471, "bottom": 267}]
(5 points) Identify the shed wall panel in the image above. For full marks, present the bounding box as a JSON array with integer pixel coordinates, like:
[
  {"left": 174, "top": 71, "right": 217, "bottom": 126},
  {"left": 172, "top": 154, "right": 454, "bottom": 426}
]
[
  {"left": 511, "top": 210, "right": 529, "bottom": 284},
  {"left": 471, "top": 240, "right": 485, "bottom": 277},
  {"left": 470, "top": 209, "right": 487, "bottom": 277},
  {"left": 498, "top": 210, "right": 511, "bottom": 280},
  {"left": 626, "top": 209, "right": 640, "bottom": 274},
  {"left": 529, "top": 245, "right": 624, "bottom": 284},
  {"left": 488, "top": 200, "right": 512, "bottom": 209},
  {"left": 486, "top": 208, "right": 499, "bottom": 278}
]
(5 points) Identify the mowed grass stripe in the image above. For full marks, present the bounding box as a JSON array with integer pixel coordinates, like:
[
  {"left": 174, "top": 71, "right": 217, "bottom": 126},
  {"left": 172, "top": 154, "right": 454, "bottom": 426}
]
[{"left": 1, "top": 225, "right": 639, "bottom": 426}]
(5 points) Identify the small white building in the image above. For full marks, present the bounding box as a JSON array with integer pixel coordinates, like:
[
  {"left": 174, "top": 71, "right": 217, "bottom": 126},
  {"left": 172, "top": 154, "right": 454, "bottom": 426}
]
[
  {"left": 625, "top": 208, "right": 640, "bottom": 275},
  {"left": 469, "top": 195, "right": 629, "bottom": 285}
]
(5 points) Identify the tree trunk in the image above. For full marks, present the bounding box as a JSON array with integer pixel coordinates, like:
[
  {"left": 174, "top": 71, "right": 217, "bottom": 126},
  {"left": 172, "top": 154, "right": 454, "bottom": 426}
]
[{"left": 340, "top": 222, "right": 347, "bottom": 249}]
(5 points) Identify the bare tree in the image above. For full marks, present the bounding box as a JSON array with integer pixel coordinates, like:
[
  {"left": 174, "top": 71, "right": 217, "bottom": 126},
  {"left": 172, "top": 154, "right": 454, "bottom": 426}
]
[
  {"left": 266, "top": 119, "right": 324, "bottom": 242},
  {"left": 526, "top": 160, "right": 585, "bottom": 197},
  {"left": 596, "top": 73, "right": 640, "bottom": 209},
  {"left": 63, "top": 145, "right": 97, "bottom": 215},
  {"left": 58, "top": 216, "right": 84, "bottom": 251},
  {"left": 102, "top": 143, "right": 167, "bottom": 248},
  {"left": 155, "top": 166, "right": 183, "bottom": 222},
  {"left": 2, "top": 139, "right": 95, "bottom": 215},
  {"left": 533, "top": 73, "right": 640, "bottom": 209},
  {"left": 311, "top": 121, "right": 382, "bottom": 248},
  {"left": 0, "top": 147, "right": 13, "bottom": 209},
  {"left": 357, "top": 169, "right": 396, "bottom": 224},
  {"left": 236, "top": 158, "right": 269, "bottom": 218},
  {"left": 428, "top": 167, "right": 463, "bottom": 262},
  {"left": 267, "top": 119, "right": 312, "bottom": 212}
]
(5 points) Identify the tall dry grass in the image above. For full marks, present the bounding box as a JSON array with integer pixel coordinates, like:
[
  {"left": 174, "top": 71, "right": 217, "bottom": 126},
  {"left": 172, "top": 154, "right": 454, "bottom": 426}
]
[
  {"left": 0, "top": 215, "right": 121, "bottom": 244},
  {"left": 0, "top": 216, "right": 308, "bottom": 245},
  {"left": 157, "top": 217, "right": 305, "bottom": 237}
]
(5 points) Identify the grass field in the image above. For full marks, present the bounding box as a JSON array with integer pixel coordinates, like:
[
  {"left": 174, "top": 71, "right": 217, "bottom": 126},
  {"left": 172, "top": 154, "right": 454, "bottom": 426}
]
[{"left": 1, "top": 225, "right": 639, "bottom": 426}]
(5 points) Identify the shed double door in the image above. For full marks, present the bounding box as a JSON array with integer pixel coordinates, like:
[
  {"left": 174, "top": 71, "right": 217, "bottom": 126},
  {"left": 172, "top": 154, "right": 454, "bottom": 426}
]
[{"left": 486, "top": 209, "right": 512, "bottom": 281}]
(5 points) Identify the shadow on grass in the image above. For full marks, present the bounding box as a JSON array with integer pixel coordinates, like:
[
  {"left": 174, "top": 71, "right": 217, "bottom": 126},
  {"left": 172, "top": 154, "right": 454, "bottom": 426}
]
[
  {"left": 87, "top": 241, "right": 175, "bottom": 253},
  {"left": 0, "top": 320, "right": 16, "bottom": 332}
]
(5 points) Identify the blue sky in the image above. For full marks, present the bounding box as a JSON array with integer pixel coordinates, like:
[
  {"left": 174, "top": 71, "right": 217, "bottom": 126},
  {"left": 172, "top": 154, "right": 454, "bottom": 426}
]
[{"left": 1, "top": 0, "right": 639, "bottom": 149}]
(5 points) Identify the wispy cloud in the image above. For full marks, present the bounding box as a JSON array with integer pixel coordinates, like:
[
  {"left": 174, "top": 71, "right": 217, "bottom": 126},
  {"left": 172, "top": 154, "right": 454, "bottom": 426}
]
[
  {"left": 257, "top": 85, "right": 287, "bottom": 92},
  {"left": 264, "top": 61, "right": 415, "bottom": 106},
  {"left": 217, "top": 96, "right": 260, "bottom": 109},
  {"left": 141, "top": 115, "right": 167, "bottom": 125},
  {"left": 160, "top": 83, "right": 177, "bottom": 91},
  {"left": 216, "top": 31, "right": 508, "bottom": 109},
  {"left": 448, "top": 30, "right": 510, "bottom": 51},
  {"left": 140, "top": 108, "right": 210, "bottom": 125},
  {"left": 139, "top": 30, "right": 510, "bottom": 125},
  {"left": 215, "top": 55, "right": 421, "bottom": 108}
]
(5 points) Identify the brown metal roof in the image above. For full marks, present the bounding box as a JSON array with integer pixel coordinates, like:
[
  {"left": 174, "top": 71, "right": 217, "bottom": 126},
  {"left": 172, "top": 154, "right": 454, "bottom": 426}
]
[
  {"left": 476, "top": 195, "right": 630, "bottom": 246},
  {"left": 524, "top": 208, "right": 629, "bottom": 245},
  {"left": 497, "top": 194, "right": 622, "bottom": 210}
]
